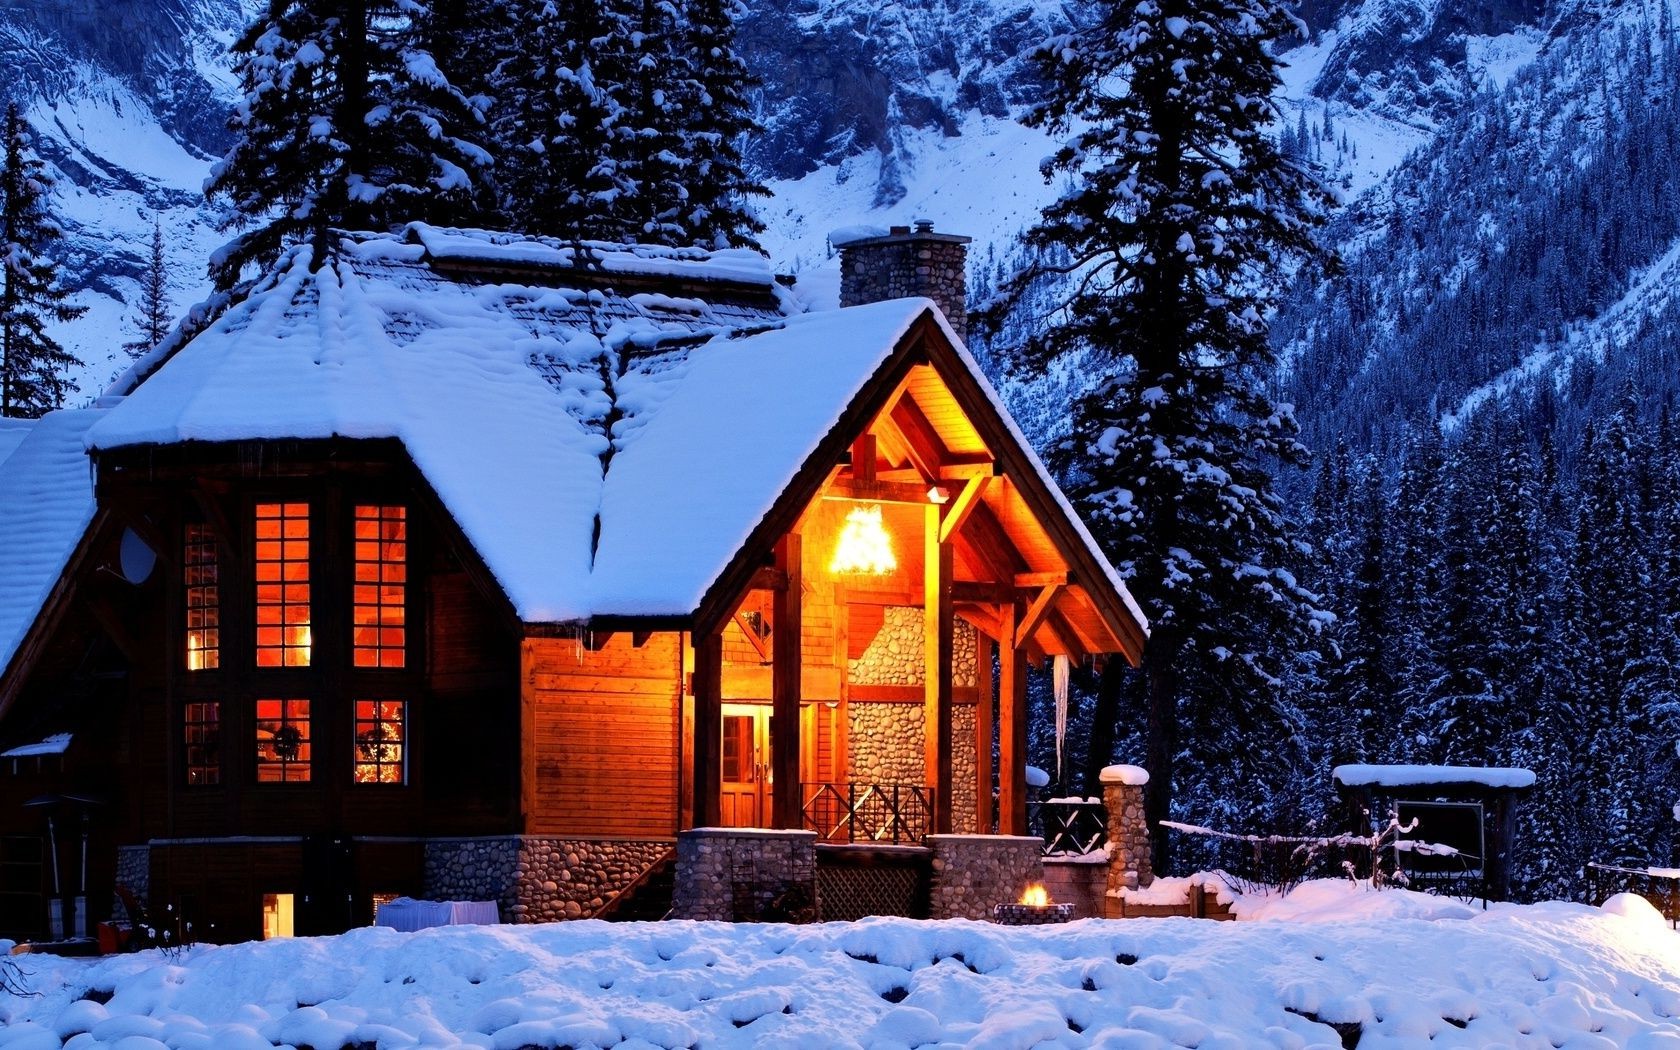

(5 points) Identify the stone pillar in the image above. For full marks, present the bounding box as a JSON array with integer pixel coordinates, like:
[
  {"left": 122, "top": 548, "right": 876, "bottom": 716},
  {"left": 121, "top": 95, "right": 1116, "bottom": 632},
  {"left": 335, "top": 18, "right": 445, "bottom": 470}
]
[
  {"left": 670, "top": 829, "right": 817, "bottom": 922},
  {"left": 113, "top": 844, "right": 150, "bottom": 919},
  {"left": 836, "top": 223, "right": 973, "bottom": 340},
  {"left": 1100, "top": 764, "right": 1152, "bottom": 916},
  {"left": 926, "top": 834, "right": 1043, "bottom": 920}
]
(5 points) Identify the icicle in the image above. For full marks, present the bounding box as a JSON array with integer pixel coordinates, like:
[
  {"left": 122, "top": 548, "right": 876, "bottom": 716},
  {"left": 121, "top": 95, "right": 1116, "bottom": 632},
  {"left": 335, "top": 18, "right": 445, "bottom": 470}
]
[{"left": 1053, "top": 654, "right": 1070, "bottom": 783}]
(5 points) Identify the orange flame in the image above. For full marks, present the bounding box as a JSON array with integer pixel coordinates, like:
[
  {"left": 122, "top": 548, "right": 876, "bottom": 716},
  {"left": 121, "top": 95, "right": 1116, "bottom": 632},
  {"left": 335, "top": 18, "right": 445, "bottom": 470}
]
[{"left": 1019, "top": 884, "right": 1051, "bottom": 907}]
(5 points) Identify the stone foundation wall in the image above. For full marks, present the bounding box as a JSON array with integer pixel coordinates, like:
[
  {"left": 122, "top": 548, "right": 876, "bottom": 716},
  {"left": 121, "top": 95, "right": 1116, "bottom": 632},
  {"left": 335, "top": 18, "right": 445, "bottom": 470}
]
[
  {"left": 926, "top": 834, "right": 1042, "bottom": 920},
  {"left": 424, "top": 837, "right": 670, "bottom": 923},
  {"left": 113, "top": 844, "right": 149, "bottom": 918},
  {"left": 1042, "top": 856, "right": 1107, "bottom": 920},
  {"left": 671, "top": 829, "right": 817, "bottom": 922}
]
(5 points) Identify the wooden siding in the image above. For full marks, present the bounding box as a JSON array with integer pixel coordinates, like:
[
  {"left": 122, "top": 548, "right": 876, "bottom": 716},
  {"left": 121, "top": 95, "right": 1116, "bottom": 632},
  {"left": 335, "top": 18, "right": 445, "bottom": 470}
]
[{"left": 523, "top": 633, "right": 683, "bottom": 837}]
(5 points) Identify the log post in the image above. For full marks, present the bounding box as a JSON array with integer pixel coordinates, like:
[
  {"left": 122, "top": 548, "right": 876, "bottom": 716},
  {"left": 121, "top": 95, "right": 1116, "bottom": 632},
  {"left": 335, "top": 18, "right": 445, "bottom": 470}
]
[
  {"left": 999, "top": 602, "right": 1028, "bottom": 836},
  {"left": 925, "top": 503, "right": 954, "bottom": 835},
  {"left": 691, "top": 630, "right": 724, "bottom": 828},
  {"left": 771, "top": 534, "right": 804, "bottom": 829},
  {"left": 976, "top": 634, "right": 995, "bottom": 833}
]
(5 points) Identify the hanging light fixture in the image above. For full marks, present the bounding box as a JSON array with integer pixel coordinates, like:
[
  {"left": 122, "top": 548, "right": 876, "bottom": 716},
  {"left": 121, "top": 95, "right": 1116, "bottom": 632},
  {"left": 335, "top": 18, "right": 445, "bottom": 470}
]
[{"left": 830, "top": 504, "right": 897, "bottom": 575}]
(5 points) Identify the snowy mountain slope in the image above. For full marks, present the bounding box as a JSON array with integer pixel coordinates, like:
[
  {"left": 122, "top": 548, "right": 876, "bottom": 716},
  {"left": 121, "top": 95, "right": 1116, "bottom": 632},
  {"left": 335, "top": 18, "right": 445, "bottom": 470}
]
[
  {"left": 0, "top": 0, "right": 1636, "bottom": 413},
  {"left": 1274, "top": 0, "right": 1680, "bottom": 455}
]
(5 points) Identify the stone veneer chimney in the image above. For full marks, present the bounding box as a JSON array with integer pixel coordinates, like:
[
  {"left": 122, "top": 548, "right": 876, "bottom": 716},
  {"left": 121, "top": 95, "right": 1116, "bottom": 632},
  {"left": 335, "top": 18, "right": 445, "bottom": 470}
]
[{"left": 837, "top": 220, "right": 973, "bottom": 341}]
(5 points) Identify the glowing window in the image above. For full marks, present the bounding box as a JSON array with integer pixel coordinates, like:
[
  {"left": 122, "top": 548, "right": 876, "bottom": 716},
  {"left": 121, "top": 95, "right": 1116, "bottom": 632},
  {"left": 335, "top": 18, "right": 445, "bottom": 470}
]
[
  {"left": 255, "top": 503, "right": 310, "bottom": 667},
  {"left": 255, "top": 698, "right": 311, "bottom": 782},
  {"left": 184, "top": 702, "right": 220, "bottom": 786},
  {"left": 353, "top": 700, "right": 406, "bottom": 784},
  {"left": 262, "top": 892, "right": 295, "bottom": 939},
  {"left": 184, "top": 523, "right": 219, "bottom": 670},
  {"left": 352, "top": 506, "right": 407, "bottom": 668}
]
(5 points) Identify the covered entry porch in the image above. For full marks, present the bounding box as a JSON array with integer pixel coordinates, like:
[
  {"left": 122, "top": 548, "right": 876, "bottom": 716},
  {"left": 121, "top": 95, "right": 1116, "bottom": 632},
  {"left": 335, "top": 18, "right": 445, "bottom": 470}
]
[{"left": 681, "top": 319, "right": 1148, "bottom": 845}]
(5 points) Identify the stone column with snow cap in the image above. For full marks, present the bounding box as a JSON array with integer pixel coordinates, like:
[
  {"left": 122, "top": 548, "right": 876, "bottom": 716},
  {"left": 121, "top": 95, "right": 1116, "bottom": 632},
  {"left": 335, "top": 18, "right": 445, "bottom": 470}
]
[{"left": 1101, "top": 764, "right": 1152, "bottom": 913}]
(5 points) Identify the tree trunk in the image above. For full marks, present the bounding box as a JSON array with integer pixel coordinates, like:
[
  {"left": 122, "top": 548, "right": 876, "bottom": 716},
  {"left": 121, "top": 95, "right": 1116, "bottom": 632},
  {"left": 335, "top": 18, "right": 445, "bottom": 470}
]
[
  {"left": 1143, "top": 645, "right": 1179, "bottom": 875},
  {"left": 1080, "top": 658, "right": 1129, "bottom": 798}
]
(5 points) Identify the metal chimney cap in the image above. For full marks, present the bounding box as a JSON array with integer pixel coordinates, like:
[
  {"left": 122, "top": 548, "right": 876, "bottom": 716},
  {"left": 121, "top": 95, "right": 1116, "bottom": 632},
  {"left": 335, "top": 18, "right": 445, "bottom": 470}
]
[{"left": 913, "top": 219, "right": 935, "bottom": 233}]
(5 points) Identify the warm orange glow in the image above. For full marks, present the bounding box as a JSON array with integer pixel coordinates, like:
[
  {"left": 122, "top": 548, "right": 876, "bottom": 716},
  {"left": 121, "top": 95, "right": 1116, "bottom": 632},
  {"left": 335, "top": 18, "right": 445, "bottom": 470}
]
[
  {"left": 830, "top": 504, "right": 897, "bottom": 575},
  {"left": 256, "top": 503, "right": 311, "bottom": 667},
  {"left": 184, "top": 523, "right": 219, "bottom": 670},
  {"left": 353, "top": 505, "right": 407, "bottom": 668},
  {"left": 1019, "top": 884, "right": 1051, "bottom": 907}
]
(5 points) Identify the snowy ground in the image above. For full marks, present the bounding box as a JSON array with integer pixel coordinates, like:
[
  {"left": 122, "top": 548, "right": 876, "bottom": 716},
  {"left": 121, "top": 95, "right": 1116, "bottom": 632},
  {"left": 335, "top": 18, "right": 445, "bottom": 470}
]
[{"left": 2, "top": 882, "right": 1679, "bottom": 1049}]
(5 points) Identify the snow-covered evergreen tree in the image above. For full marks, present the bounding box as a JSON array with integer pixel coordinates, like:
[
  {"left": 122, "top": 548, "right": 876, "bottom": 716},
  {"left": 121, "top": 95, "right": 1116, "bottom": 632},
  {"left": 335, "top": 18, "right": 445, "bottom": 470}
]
[
  {"left": 206, "top": 0, "right": 491, "bottom": 288},
  {"left": 993, "top": 0, "right": 1337, "bottom": 868},
  {"left": 0, "top": 104, "right": 84, "bottom": 418},
  {"left": 488, "top": 0, "right": 641, "bottom": 245},
  {"left": 123, "top": 213, "right": 173, "bottom": 359},
  {"left": 667, "top": 0, "right": 767, "bottom": 248}
]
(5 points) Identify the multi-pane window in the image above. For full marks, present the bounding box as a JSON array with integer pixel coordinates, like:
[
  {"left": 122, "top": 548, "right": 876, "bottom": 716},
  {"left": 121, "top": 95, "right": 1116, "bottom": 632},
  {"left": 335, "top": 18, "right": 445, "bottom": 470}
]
[
  {"left": 184, "top": 524, "right": 219, "bottom": 670},
  {"left": 352, "top": 506, "right": 407, "bottom": 668},
  {"left": 353, "top": 700, "right": 406, "bottom": 784},
  {"left": 255, "top": 503, "right": 310, "bottom": 667},
  {"left": 184, "top": 702, "right": 220, "bottom": 785},
  {"left": 255, "top": 699, "right": 311, "bottom": 782}
]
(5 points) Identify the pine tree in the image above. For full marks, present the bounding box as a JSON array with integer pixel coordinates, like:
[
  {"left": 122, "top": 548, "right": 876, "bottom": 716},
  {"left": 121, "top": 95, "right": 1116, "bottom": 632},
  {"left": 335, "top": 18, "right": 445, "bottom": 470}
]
[
  {"left": 489, "top": 0, "right": 641, "bottom": 245},
  {"left": 123, "top": 213, "right": 173, "bottom": 359},
  {"left": 0, "top": 104, "right": 84, "bottom": 418},
  {"left": 992, "top": 0, "right": 1337, "bottom": 868},
  {"left": 667, "top": 0, "right": 768, "bottom": 248},
  {"left": 206, "top": 0, "right": 492, "bottom": 288}
]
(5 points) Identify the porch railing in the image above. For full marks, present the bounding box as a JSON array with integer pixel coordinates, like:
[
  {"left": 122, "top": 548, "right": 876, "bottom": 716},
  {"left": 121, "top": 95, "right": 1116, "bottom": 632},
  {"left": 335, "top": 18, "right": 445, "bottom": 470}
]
[
  {"left": 1028, "top": 799, "right": 1109, "bottom": 857},
  {"left": 801, "top": 782, "right": 933, "bottom": 845},
  {"left": 1586, "top": 862, "right": 1680, "bottom": 926}
]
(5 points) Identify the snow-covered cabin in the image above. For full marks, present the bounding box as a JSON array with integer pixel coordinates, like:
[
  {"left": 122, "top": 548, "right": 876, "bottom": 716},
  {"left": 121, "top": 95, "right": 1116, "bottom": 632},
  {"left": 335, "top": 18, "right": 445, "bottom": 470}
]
[{"left": 0, "top": 224, "right": 1146, "bottom": 941}]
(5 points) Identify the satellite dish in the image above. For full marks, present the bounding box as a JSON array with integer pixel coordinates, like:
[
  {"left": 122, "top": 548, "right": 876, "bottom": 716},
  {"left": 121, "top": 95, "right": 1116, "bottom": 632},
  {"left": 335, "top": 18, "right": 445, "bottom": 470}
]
[{"left": 119, "top": 528, "right": 157, "bottom": 585}]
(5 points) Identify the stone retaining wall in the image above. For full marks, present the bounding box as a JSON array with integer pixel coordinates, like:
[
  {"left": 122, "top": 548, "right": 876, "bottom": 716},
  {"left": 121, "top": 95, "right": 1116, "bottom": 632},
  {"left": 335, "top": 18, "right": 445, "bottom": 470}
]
[
  {"left": 926, "top": 834, "right": 1042, "bottom": 920},
  {"left": 670, "top": 829, "right": 817, "bottom": 922},
  {"left": 424, "top": 837, "right": 670, "bottom": 923}
]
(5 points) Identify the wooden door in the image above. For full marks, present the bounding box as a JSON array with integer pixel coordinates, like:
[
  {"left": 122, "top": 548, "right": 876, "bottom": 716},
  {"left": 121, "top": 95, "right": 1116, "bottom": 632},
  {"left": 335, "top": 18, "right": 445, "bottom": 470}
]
[{"left": 720, "top": 704, "right": 770, "bottom": 828}]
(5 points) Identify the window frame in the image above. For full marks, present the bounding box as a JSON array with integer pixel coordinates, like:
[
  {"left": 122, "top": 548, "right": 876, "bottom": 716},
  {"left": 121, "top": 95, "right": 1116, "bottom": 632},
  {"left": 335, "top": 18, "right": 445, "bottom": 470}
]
[
  {"left": 351, "top": 699, "right": 408, "bottom": 786},
  {"left": 253, "top": 697, "right": 313, "bottom": 784}
]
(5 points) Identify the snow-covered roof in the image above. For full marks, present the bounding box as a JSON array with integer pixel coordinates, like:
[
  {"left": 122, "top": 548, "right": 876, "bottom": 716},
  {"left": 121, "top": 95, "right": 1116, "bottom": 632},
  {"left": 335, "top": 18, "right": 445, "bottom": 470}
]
[
  {"left": 1332, "top": 764, "right": 1537, "bottom": 790},
  {"left": 0, "top": 731, "right": 71, "bottom": 758},
  {"left": 0, "top": 410, "right": 100, "bottom": 682},
  {"left": 78, "top": 225, "right": 1143, "bottom": 638}
]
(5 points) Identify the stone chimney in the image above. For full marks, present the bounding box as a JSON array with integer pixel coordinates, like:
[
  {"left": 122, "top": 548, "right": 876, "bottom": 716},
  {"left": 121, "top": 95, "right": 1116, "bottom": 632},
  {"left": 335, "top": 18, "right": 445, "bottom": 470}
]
[{"left": 837, "top": 220, "right": 973, "bottom": 341}]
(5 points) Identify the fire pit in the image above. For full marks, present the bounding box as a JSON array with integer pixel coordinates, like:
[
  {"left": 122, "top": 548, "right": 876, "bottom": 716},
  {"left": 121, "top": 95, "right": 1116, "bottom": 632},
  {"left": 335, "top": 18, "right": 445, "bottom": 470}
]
[{"left": 993, "top": 884, "right": 1075, "bottom": 926}]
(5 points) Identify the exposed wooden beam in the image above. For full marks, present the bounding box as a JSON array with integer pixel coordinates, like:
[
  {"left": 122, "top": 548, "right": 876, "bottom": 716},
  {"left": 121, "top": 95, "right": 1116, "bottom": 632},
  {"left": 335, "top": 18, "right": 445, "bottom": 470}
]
[
  {"left": 963, "top": 501, "right": 1029, "bottom": 582},
  {"left": 750, "top": 566, "right": 789, "bottom": 592},
  {"left": 1015, "top": 571, "right": 1071, "bottom": 588},
  {"left": 732, "top": 612, "right": 771, "bottom": 664},
  {"left": 938, "top": 476, "right": 989, "bottom": 545},
  {"left": 1042, "top": 610, "right": 1086, "bottom": 663},
  {"left": 1015, "top": 584, "right": 1063, "bottom": 649},
  {"left": 824, "top": 477, "right": 938, "bottom": 505},
  {"left": 957, "top": 603, "right": 1006, "bottom": 642},
  {"left": 84, "top": 592, "right": 142, "bottom": 665},
  {"left": 952, "top": 581, "right": 1012, "bottom": 604},
  {"left": 771, "top": 534, "right": 804, "bottom": 829},
  {"left": 891, "top": 397, "right": 950, "bottom": 482},
  {"left": 924, "top": 503, "right": 954, "bottom": 836},
  {"left": 877, "top": 460, "right": 997, "bottom": 484},
  {"left": 849, "top": 433, "right": 878, "bottom": 484}
]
